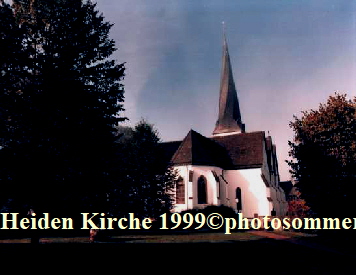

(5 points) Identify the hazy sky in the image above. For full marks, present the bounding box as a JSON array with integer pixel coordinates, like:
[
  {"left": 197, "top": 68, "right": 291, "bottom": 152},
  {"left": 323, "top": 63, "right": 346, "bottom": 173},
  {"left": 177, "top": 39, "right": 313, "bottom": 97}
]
[{"left": 95, "top": 0, "right": 356, "bottom": 181}]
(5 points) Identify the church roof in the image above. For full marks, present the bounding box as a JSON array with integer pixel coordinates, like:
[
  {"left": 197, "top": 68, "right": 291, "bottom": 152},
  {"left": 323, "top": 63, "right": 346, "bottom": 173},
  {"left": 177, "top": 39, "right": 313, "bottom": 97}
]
[
  {"left": 212, "top": 131, "right": 265, "bottom": 169},
  {"left": 213, "top": 29, "right": 244, "bottom": 135},
  {"left": 160, "top": 140, "right": 181, "bottom": 164},
  {"left": 162, "top": 130, "right": 265, "bottom": 170},
  {"left": 169, "top": 130, "right": 232, "bottom": 168}
]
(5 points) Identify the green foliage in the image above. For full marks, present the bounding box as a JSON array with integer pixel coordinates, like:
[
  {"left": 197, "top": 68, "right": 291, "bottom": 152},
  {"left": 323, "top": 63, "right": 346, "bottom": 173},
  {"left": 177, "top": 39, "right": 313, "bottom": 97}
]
[
  {"left": 288, "top": 93, "right": 356, "bottom": 217},
  {"left": 0, "top": 0, "right": 125, "bottom": 214},
  {"left": 110, "top": 120, "right": 177, "bottom": 219}
]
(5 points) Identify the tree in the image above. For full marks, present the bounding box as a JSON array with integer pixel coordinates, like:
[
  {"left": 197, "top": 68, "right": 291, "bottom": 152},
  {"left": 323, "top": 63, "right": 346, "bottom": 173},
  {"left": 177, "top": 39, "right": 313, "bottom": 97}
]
[
  {"left": 0, "top": 1, "right": 28, "bottom": 212},
  {"left": 111, "top": 120, "right": 177, "bottom": 219},
  {"left": 287, "top": 189, "right": 310, "bottom": 218},
  {"left": 0, "top": 0, "right": 125, "bottom": 215},
  {"left": 0, "top": 1, "right": 26, "bottom": 138},
  {"left": 288, "top": 93, "right": 356, "bottom": 218}
]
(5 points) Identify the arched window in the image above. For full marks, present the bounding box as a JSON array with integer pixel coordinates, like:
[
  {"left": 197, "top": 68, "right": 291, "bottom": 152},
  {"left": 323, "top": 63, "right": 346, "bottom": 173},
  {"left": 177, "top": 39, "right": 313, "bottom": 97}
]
[
  {"left": 198, "top": 176, "right": 207, "bottom": 204},
  {"left": 176, "top": 177, "right": 185, "bottom": 204},
  {"left": 236, "top": 187, "right": 242, "bottom": 212}
]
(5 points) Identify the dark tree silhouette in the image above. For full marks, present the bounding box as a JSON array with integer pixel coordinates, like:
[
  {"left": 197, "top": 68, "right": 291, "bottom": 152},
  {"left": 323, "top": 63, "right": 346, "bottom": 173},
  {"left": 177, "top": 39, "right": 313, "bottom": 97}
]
[
  {"left": 0, "top": 0, "right": 125, "bottom": 215},
  {"left": 111, "top": 120, "right": 177, "bottom": 219},
  {"left": 288, "top": 93, "right": 356, "bottom": 218}
]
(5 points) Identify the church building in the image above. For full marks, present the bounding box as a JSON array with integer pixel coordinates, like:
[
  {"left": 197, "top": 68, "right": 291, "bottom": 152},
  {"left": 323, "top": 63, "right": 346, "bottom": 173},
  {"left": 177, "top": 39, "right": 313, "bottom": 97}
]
[{"left": 162, "top": 33, "right": 287, "bottom": 218}]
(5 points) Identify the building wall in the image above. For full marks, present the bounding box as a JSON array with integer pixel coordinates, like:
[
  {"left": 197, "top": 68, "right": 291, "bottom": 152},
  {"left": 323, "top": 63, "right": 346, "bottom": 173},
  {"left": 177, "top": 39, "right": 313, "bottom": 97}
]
[
  {"left": 172, "top": 165, "right": 223, "bottom": 213},
  {"left": 172, "top": 164, "right": 287, "bottom": 218}
]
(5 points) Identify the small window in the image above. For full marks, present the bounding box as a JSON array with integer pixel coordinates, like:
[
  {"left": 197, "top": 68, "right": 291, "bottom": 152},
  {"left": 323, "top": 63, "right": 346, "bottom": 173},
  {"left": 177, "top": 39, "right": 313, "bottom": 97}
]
[
  {"left": 176, "top": 177, "right": 185, "bottom": 204},
  {"left": 216, "top": 181, "right": 220, "bottom": 199},
  {"left": 198, "top": 176, "right": 207, "bottom": 204},
  {"left": 189, "top": 170, "right": 194, "bottom": 182},
  {"left": 236, "top": 187, "right": 242, "bottom": 212}
]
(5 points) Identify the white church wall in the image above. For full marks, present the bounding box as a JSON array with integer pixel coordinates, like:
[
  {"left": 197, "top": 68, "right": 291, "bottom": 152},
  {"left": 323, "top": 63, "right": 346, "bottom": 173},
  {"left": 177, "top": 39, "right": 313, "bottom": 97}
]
[
  {"left": 260, "top": 137, "right": 288, "bottom": 217},
  {"left": 223, "top": 169, "right": 271, "bottom": 218},
  {"left": 171, "top": 164, "right": 287, "bottom": 218},
  {"left": 189, "top": 165, "right": 223, "bottom": 209},
  {"left": 172, "top": 165, "right": 223, "bottom": 212}
]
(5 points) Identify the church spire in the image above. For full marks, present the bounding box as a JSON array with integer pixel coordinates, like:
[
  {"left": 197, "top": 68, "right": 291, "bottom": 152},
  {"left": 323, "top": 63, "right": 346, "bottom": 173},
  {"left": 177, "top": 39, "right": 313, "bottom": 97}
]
[{"left": 213, "top": 24, "right": 244, "bottom": 136}]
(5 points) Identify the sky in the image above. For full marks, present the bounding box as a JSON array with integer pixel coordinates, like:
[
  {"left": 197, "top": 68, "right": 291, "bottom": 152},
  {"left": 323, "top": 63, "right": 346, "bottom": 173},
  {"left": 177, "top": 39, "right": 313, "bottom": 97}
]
[{"left": 95, "top": 0, "right": 356, "bottom": 181}]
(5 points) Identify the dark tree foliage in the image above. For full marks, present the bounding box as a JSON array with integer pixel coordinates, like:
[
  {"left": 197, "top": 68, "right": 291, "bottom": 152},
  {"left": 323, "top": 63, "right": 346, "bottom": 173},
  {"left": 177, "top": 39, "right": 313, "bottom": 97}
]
[
  {"left": 111, "top": 120, "right": 177, "bottom": 219},
  {"left": 0, "top": 0, "right": 125, "bottom": 215},
  {"left": 0, "top": 1, "right": 29, "bottom": 212},
  {"left": 287, "top": 93, "right": 356, "bottom": 218},
  {"left": 0, "top": 1, "right": 26, "bottom": 142}
]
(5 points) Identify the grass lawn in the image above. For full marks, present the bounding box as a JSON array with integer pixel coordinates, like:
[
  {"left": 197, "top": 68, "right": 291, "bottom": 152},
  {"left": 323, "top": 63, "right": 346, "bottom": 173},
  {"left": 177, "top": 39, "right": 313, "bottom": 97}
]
[
  {"left": 96, "top": 231, "right": 265, "bottom": 243},
  {"left": 1, "top": 230, "right": 355, "bottom": 274},
  {"left": 0, "top": 231, "right": 264, "bottom": 244},
  {"left": 0, "top": 230, "right": 340, "bottom": 245}
]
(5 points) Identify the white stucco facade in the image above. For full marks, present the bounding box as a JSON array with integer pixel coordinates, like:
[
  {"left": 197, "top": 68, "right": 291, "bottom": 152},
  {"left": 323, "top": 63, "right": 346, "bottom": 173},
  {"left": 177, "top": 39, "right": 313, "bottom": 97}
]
[{"left": 173, "top": 164, "right": 287, "bottom": 218}]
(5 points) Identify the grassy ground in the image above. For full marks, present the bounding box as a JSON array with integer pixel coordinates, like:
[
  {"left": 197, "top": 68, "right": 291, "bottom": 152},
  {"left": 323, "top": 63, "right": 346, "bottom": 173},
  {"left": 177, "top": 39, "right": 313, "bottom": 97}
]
[
  {"left": 1, "top": 230, "right": 355, "bottom": 274},
  {"left": 0, "top": 229, "right": 341, "bottom": 244},
  {"left": 0, "top": 231, "right": 263, "bottom": 243}
]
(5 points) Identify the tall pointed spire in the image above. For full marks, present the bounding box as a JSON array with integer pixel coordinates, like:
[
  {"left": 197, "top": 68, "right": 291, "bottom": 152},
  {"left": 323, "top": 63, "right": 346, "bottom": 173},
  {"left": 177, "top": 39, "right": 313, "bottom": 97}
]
[{"left": 213, "top": 23, "right": 245, "bottom": 136}]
